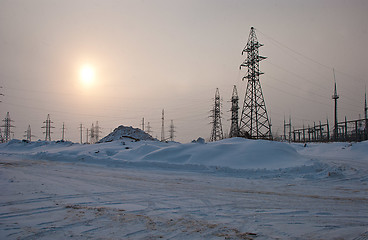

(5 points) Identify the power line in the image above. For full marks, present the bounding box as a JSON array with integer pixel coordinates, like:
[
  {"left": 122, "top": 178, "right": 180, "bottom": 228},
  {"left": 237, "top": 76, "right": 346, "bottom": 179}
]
[{"left": 257, "top": 28, "right": 366, "bottom": 84}]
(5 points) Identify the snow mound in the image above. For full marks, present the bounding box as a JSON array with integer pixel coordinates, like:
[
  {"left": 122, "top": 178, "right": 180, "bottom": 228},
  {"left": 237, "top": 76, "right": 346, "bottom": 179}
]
[
  {"left": 142, "top": 138, "right": 310, "bottom": 169},
  {"left": 1, "top": 138, "right": 367, "bottom": 179},
  {"left": 98, "top": 125, "right": 156, "bottom": 142}
]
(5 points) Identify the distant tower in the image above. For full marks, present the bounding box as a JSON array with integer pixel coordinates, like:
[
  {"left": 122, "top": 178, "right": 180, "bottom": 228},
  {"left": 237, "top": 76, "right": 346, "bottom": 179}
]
[
  {"left": 61, "top": 122, "right": 65, "bottom": 141},
  {"left": 146, "top": 122, "right": 152, "bottom": 135},
  {"left": 79, "top": 123, "right": 83, "bottom": 144},
  {"left": 90, "top": 123, "right": 95, "bottom": 143},
  {"left": 239, "top": 27, "right": 272, "bottom": 139},
  {"left": 95, "top": 121, "right": 101, "bottom": 143},
  {"left": 210, "top": 88, "right": 224, "bottom": 142},
  {"left": 169, "top": 120, "right": 175, "bottom": 141},
  {"left": 332, "top": 69, "right": 339, "bottom": 141},
  {"left": 0, "top": 128, "right": 3, "bottom": 143},
  {"left": 141, "top": 118, "right": 145, "bottom": 131},
  {"left": 283, "top": 115, "right": 292, "bottom": 142},
  {"left": 229, "top": 85, "right": 239, "bottom": 138},
  {"left": 42, "top": 114, "right": 54, "bottom": 141},
  {"left": 364, "top": 88, "right": 367, "bottom": 139},
  {"left": 24, "top": 125, "right": 34, "bottom": 141},
  {"left": 1, "top": 112, "right": 15, "bottom": 142},
  {"left": 161, "top": 109, "right": 165, "bottom": 142}
]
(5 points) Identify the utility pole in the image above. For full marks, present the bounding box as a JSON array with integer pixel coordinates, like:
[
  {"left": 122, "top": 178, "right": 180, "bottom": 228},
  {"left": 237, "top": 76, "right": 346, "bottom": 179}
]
[
  {"left": 169, "top": 120, "right": 175, "bottom": 141},
  {"left": 79, "top": 123, "right": 83, "bottom": 144},
  {"left": 86, "top": 128, "right": 89, "bottom": 144},
  {"left": 161, "top": 109, "right": 165, "bottom": 142},
  {"left": 1, "top": 112, "right": 15, "bottom": 142},
  {"left": 42, "top": 114, "right": 54, "bottom": 141},
  {"left": 289, "top": 116, "right": 292, "bottom": 142},
  {"left": 365, "top": 88, "right": 367, "bottom": 140},
  {"left": 283, "top": 115, "right": 291, "bottom": 142},
  {"left": 229, "top": 85, "right": 239, "bottom": 138},
  {"left": 61, "top": 122, "right": 65, "bottom": 141},
  {"left": 142, "top": 118, "right": 145, "bottom": 131},
  {"left": 210, "top": 88, "right": 224, "bottom": 142},
  {"left": 239, "top": 27, "right": 272, "bottom": 140},
  {"left": 332, "top": 69, "right": 339, "bottom": 141},
  {"left": 284, "top": 115, "right": 286, "bottom": 141}
]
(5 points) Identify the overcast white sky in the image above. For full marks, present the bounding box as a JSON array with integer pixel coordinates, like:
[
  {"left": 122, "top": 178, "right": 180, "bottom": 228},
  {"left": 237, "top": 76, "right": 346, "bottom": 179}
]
[{"left": 0, "top": 0, "right": 367, "bottom": 142}]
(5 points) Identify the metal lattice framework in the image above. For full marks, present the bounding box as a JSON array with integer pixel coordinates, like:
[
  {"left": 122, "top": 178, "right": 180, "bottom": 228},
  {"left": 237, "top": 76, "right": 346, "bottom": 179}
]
[
  {"left": 239, "top": 27, "right": 272, "bottom": 139},
  {"left": 1, "top": 112, "right": 15, "bottom": 142},
  {"left": 229, "top": 85, "right": 239, "bottom": 138},
  {"left": 24, "top": 125, "right": 35, "bottom": 142},
  {"left": 210, "top": 88, "right": 224, "bottom": 141},
  {"left": 42, "top": 114, "right": 54, "bottom": 141}
]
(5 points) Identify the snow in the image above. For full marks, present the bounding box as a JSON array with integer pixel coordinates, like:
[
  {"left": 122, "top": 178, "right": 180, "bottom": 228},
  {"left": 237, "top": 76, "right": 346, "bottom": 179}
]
[
  {"left": 0, "top": 138, "right": 367, "bottom": 239},
  {"left": 98, "top": 125, "right": 157, "bottom": 142}
]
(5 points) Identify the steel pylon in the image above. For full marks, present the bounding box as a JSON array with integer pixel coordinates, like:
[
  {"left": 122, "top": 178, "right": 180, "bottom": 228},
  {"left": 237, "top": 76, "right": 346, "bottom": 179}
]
[
  {"left": 239, "top": 27, "right": 272, "bottom": 139},
  {"left": 210, "top": 88, "right": 224, "bottom": 141},
  {"left": 229, "top": 85, "right": 239, "bottom": 138}
]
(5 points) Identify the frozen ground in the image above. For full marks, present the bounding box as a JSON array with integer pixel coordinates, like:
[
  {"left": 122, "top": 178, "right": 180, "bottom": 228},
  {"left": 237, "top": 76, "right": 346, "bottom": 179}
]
[{"left": 0, "top": 138, "right": 367, "bottom": 239}]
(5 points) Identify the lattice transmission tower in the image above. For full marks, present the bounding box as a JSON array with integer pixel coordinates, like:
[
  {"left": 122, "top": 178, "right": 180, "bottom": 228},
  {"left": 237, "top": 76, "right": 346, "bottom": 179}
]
[
  {"left": 169, "top": 120, "right": 176, "bottom": 141},
  {"left": 24, "top": 125, "right": 35, "bottom": 142},
  {"left": 1, "top": 112, "right": 15, "bottom": 142},
  {"left": 229, "top": 85, "right": 239, "bottom": 138},
  {"left": 210, "top": 88, "right": 223, "bottom": 142},
  {"left": 90, "top": 121, "right": 101, "bottom": 143},
  {"left": 146, "top": 122, "right": 152, "bottom": 135},
  {"left": 42, "top": 114, "right": 54, "bottom": 141},
  {"left": 239, "top": 27, "right": 272, "bottom": 139}
]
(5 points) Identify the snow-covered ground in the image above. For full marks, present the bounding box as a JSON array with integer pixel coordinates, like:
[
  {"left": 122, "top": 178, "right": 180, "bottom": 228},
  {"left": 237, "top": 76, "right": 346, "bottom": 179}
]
[{"left": 0, "top": 138, "right": 367, "bottom": 239}]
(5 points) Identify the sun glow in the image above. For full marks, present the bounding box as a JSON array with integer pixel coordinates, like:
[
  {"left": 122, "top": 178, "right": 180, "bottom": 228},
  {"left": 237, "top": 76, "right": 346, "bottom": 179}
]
[{"left": 80, "top": 65, "right": 95, "bottom": 86}]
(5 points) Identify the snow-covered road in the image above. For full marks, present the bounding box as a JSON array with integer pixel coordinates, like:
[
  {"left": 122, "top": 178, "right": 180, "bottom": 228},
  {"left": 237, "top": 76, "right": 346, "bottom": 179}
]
[
  {"left": 1, "top": 139, "right": 368, "bottom": 239},
  {"left": 1, "top": 155, "right": 367, "bottom": 239}
]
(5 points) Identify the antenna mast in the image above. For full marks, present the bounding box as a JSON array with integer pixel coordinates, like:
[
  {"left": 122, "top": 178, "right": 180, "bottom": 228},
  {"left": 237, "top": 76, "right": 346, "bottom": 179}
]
[{"left": 332, "top": 69, "right": 339, "bottom": 141}]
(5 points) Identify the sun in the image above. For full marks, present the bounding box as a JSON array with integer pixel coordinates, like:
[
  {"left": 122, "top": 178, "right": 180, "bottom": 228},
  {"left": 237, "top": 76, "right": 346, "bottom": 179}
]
[{"left": 80, "top": 65, "right": 95, "bottom": 86}]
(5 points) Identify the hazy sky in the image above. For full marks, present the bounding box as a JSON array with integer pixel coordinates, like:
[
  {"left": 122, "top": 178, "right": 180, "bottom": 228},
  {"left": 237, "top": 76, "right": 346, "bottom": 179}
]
[{"left": 0, "top": 0, "right": 367, "bottom": 142}]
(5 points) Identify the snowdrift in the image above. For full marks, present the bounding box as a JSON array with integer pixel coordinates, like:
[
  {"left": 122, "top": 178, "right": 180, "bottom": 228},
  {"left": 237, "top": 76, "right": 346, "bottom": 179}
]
[
  {"left": 1, "top": 137, "right": 310, "bottom": 170},
  {"left": 1, "top": 138, "right": 367, "bottom": 177}
]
